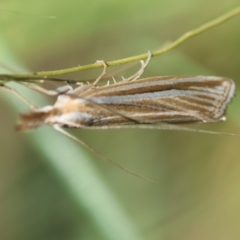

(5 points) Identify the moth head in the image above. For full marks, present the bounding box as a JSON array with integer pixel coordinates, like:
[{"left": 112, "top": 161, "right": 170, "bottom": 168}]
[{"left": 15, "top": 106, "right": 56, "bottom": 131}]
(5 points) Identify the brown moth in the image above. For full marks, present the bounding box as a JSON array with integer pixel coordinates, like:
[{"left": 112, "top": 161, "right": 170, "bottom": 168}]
[{"left": 15, "top": 75, "right": 235, "bottom": 131}]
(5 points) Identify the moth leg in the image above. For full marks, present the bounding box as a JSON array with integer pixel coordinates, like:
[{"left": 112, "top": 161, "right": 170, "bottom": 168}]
[
  {"left": 112, "top": 77, "right": 117, "bottom": 84},
  {"left": 124, "top": 51, "right": 152, "bottom": 81},
  {"left": 27, "top": 81, "right": 94, "bottom": 97},
  {"left": 1, "top": 84, "right": 38, "bottom": 110},
  {"left": 69, "top": 83, "right": 96, "bottom": 95},
  {"left": 93, "top": 60, "right": 108, "bottom": 86},
  {"left": 21, "top": 82, "right": 73, "bottom": 96},
  {"left": 70, "top": 60, "right": 107, "bottom": 95},
  {"left": 53, "top": 125, "right": 153, "bottom": 182}
]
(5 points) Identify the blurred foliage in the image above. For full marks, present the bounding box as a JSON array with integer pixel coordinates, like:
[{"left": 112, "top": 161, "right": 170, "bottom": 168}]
[{"left": 0, "top": 0, "right": 240, "bottom": 240}]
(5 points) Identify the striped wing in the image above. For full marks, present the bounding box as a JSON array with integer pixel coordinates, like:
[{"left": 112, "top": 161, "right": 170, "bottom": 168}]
[{"left": 81, "top": 76, "right": 235, "bottom": 125}]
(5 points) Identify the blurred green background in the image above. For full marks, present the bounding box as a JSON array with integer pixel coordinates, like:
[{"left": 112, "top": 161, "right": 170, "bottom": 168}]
[{"left": 0, "top": 1, "right": 240, "bottom": 240}]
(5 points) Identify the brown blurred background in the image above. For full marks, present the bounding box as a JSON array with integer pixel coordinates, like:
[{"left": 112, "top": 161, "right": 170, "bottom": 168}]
[{"left": 0, "top": 1, "right": 240, "bottom": 240}]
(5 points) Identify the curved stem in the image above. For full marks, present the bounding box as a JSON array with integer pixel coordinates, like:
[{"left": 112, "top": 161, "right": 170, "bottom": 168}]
[{"left": 1, "top": 6, "right": 240, "bottom": 81}]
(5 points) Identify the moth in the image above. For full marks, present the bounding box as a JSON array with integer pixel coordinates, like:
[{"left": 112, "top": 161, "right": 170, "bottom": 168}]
[
  {"left": 0, "top": 58, "right": 236, "bottom": 181},
  {"left": 0, "top": 6, "right": 240, "bottom": 181},
  {"left": 15, "top": 75, "right": 235, "bottom": 132}
]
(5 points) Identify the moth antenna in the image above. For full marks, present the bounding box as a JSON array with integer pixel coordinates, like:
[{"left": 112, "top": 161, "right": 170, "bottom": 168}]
[
  {"left": 1, "top": 84, "right": 38, "bottom": 110},
  {"left": 53, "top": 125, "right": 154, "bottom": 183},
  {"left": 93, "top": 60, "right": 108, "bottom": 86}
]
